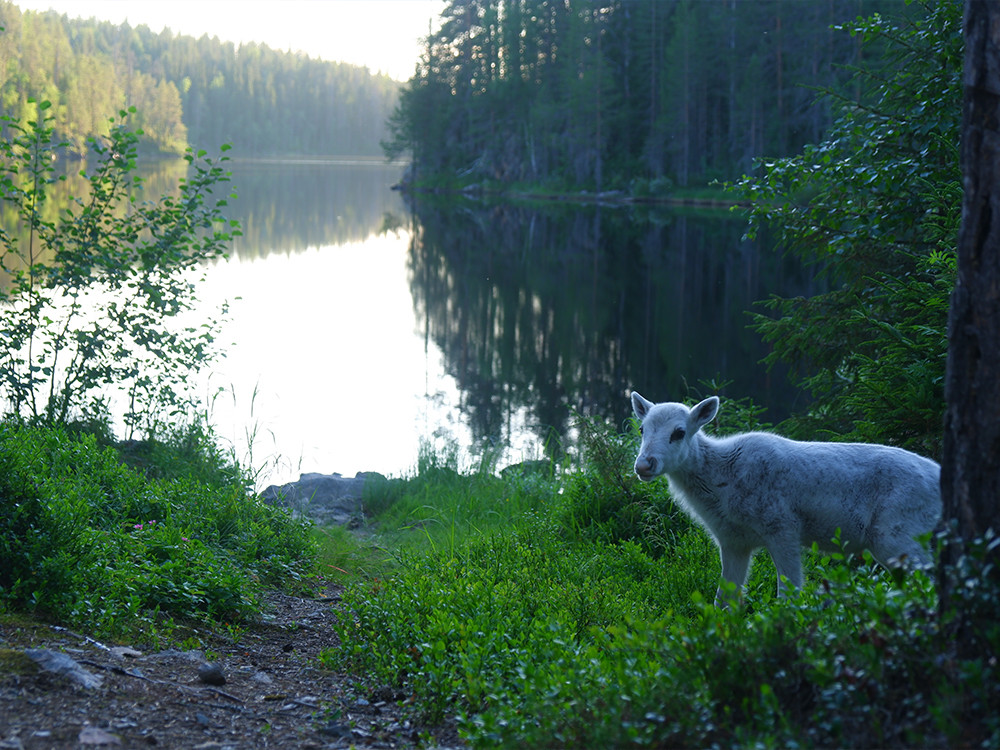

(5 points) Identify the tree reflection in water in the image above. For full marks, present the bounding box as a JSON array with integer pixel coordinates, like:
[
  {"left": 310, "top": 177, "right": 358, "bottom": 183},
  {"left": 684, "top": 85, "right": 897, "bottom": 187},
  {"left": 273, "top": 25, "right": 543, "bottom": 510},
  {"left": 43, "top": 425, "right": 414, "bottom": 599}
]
[{"left": 407, "top": 199, "right": 817, "bottom": 462}]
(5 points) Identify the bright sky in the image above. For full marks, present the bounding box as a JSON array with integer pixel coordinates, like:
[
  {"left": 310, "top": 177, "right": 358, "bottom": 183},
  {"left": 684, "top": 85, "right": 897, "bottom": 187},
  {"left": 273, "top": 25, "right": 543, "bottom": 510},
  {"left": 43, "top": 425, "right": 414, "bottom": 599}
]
[{"left": 14, "top": 0, "right": 445, "bottom": 80}]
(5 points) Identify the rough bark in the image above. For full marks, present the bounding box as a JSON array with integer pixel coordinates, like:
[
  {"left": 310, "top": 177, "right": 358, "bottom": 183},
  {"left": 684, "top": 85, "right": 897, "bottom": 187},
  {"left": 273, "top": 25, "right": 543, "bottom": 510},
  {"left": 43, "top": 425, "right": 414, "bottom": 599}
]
[{"left": 940, "top": 0, "right": 1000, "bottom": 638}]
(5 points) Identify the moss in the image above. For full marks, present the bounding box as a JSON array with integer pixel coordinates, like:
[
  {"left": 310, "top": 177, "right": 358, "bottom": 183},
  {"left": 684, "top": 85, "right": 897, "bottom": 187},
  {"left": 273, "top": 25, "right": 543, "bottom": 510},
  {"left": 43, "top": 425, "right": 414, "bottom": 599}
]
[{"left": 0, "top": 648, "right": 40, "bottom": 676}]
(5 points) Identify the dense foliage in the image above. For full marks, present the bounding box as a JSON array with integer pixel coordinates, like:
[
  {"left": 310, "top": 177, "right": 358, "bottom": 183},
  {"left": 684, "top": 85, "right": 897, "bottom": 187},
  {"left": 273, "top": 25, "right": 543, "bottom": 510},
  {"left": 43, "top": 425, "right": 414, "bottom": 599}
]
[
  {"left": 0, "top": 103, "right": 236, "bottom": 431},
  {"left": 386, "top": 0, "right": 911, "bottom": 192},
  {"left": 0, "top": 1, "right": 399, "bottom": 156},
  {"left": 0, "top": 96, "right": 316, "bottom": 646},
  {"left": 733, "top": 1, "right": 960, "bottom": 458},
  {"left": 0, "top": 419, "right": 315, "bottom": 640},
  {"left": 0, "top": 28, "right": 366, "bottom": 659},
  {"left": 328, "top": 417, "right": 1000, "bottom": 747}
]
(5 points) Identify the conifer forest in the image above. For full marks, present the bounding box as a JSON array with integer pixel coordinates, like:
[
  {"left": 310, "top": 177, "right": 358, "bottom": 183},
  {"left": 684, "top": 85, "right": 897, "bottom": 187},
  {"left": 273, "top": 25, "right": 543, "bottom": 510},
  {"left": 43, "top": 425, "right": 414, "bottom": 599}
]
[
  {"left": 386, "top": 0, "right": 914, "bottom": 191},
  {"left": 0, "top": 1, "right": 400, "bottom": 157}
]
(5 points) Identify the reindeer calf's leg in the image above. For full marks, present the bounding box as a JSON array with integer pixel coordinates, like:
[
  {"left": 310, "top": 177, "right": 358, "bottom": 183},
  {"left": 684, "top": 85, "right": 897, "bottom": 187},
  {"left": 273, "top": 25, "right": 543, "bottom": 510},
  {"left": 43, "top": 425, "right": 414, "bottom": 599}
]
[
  {"left": 716, "top": 546, "right": 753, "bottom": 608},
  {"left": 766, "top": 541, "right": 804, "bottom": 598}
]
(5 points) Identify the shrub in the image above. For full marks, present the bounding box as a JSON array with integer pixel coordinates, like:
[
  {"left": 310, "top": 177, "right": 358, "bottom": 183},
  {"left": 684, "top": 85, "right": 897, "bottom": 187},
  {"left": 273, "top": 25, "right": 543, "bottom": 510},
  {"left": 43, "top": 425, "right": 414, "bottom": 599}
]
[
  {"left": 327, "top": 520, "right": 714, "bottom": 724},
  {"left": 731, "top": 4, "right": 960, "bottom": 455},
  {"left": 0, "top": 421, "right": 315, "bottom": 637},
  {"left": 329, "top": 495, "right": 959, "bottom": 748},
  {"left": 0, "top": 101, "right": 239, "bottom": 430},
  {"left": 556, "top": 412, "right": 684, "bottom": 555},
  {"left": 328, "top": 408, "right": 1000, "bottom": 747},
  {"left": 462, "top": 562, "right": 943, "bottom": 748}
]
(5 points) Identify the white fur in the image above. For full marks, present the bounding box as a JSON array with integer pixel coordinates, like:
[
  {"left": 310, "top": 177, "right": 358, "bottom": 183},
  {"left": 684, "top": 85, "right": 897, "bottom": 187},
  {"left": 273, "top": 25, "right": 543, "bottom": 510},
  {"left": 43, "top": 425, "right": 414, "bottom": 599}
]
[{"left": 631, "top": 392, "right": 941, "bottom": 606}]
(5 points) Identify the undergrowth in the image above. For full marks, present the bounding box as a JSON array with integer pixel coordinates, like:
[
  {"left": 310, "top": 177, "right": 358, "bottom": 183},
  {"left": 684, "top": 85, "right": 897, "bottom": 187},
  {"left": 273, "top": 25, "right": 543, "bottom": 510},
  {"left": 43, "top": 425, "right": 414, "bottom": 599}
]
[
  {"left": 323, "top": 407, "right": 1000, "bottom": 748},
  {"left": 0, "top": 418, "right": 315, "bottom": 641}
]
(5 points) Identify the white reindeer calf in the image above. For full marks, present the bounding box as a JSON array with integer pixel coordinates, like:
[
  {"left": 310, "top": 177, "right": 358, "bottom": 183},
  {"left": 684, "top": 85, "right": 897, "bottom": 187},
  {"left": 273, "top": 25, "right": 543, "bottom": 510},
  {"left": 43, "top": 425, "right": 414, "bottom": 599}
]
[{"left": 631, "top": 392, "right": 941, "bottom": 606}]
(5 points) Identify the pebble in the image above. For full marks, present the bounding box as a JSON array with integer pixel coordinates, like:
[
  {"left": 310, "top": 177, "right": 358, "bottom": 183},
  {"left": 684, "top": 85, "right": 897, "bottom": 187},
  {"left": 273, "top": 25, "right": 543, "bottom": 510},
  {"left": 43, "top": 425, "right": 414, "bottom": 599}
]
[
  {"left": 197, "top": 662, "right": 226, "bottom": 686},
  {"left": 317, "top": 721, "right": 351, "bottom": 738}
]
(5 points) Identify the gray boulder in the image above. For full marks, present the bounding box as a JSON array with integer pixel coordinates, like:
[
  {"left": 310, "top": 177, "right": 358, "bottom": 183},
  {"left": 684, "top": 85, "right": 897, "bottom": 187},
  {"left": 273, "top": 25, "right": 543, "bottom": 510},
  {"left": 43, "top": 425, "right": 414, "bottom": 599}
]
[{"left": 260, "top": 472, "right": 378, "bottom": 526}]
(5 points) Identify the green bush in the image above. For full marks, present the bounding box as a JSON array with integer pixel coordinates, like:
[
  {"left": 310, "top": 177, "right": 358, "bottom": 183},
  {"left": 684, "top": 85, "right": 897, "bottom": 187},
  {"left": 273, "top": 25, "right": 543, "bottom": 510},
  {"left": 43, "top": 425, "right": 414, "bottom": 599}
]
[
  {"left": 732, "top": 4, "right": 960, "bottom": 455},
  {"left": 556, "top": 413, "right": 682, "bottom": 554},
  {"left": 327, "top": 521, "right": 716, "bottom": 723},
  {"left": 0, "top": 101, "right": 239, "bottom": 430},
  {"left": 0, "top": 421, "right": 315, "bottom": 637},
  {"left": 461, "top": 561, "right": 943, "bottom": 748},
  {"left": 328, "top": 409, "right": 1000, "bottom": 747},
  {"left": 328, "top": 485, "right": 965, "bottom": 748},
  {"left": 115, "top": 418, "right": 248, "bottom": 489}
]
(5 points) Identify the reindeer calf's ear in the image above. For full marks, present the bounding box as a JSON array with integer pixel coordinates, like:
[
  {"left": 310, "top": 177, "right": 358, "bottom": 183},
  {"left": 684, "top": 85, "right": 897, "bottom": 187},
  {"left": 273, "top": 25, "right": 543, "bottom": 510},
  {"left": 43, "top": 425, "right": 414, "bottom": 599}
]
[
  {"left": 631, "top": 392, "right": 653, "bottom": 420},
  {"left": 691, "top": 396, "right": 720, "bottom": 429}
]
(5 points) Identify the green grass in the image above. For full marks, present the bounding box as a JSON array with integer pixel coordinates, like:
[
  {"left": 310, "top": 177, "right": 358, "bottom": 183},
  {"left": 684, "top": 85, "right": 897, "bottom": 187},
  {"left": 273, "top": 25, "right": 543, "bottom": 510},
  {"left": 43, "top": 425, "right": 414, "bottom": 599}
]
[
  {"left": 310, "top": 525, "right": 396, "bottom": 584},
  {"left": 0, "top": 418, "right": 315, "bottom": 642},
  {"left": 317, "top": 414, "right": 1000, "bottom": 748}
]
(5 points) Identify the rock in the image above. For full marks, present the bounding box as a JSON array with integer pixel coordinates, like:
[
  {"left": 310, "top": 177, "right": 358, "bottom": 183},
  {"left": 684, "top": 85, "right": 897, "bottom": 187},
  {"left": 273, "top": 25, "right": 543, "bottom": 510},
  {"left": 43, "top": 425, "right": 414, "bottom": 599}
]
[
  {"left": 197, "top": 662, "right": 226, "bottom": 686},
  {"left": 78, "top": 726, "right": 120, "bottom": 746},
  {"left": 317, "top": 721, "right": 352, "bottom": 738},
  {"left": 259, "top": 471, "right": 383, "bottom": 526},
  {"left": 24, "top": 649, "right": 103, "bottom": 689}
]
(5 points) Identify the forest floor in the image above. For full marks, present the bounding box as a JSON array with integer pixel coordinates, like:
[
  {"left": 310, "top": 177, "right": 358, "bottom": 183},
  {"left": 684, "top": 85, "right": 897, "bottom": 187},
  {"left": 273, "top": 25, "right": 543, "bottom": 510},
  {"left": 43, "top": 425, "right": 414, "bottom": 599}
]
[{"left": 0, "top": 583, "right": 462, "bottom": 749}]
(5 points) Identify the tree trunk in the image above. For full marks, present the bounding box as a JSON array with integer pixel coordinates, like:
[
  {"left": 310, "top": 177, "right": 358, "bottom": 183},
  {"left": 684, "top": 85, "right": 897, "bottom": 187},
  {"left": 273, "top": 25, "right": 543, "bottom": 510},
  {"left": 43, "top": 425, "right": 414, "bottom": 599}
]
[{"left": 939, "top": 0, "right": 1000, "bottom": 650}]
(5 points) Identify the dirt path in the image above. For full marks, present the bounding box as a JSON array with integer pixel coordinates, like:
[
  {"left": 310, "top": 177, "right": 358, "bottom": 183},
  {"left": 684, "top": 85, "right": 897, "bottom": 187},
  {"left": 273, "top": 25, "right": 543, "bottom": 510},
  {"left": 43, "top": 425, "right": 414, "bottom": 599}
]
[{"left": 0, "top": 585, "right": 460, "bottom": 749}]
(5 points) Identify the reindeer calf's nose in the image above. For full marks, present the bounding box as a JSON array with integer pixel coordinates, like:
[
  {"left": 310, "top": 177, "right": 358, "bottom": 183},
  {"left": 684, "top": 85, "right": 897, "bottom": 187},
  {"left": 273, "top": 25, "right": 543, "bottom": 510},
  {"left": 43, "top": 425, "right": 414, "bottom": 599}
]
[{"left": 635, "top": 456, "right": 656, "bottom": 474}]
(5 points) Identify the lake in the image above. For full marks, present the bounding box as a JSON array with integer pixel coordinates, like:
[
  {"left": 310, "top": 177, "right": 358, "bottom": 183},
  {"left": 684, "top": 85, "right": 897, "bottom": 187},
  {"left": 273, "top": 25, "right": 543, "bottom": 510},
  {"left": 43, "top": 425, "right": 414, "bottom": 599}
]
[{"left": 181, "top": 160, "right": 814, "bottom": 488}]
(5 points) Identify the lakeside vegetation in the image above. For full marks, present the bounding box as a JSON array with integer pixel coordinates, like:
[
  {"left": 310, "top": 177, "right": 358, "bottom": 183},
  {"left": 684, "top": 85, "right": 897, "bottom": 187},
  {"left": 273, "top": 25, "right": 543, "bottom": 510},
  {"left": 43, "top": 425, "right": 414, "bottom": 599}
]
[
  {"left": 324, "top": 419, "right": 981, "bottom": 748},
  {"left": 0, "top": 97, "right": 315, "bottom": 644},
  {"left": 0, "top": 419, "right": 315, "bottom": 642},
  {"left": 7, "top": 393, "right": 991, "bottom": 747}
]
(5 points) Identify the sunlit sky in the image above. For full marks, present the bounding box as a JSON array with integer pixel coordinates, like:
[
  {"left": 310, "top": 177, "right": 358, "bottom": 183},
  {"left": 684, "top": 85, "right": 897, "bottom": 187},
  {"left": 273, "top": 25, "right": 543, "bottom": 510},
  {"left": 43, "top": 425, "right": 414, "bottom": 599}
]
[{"left": 14, "top": 0, "right": 445, "bottom": 80}]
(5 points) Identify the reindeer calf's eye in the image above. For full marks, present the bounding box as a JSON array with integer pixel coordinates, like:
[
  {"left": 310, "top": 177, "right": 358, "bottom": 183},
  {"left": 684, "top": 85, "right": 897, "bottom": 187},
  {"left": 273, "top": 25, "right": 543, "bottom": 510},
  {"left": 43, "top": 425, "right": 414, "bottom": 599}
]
[{"left": 670, "top": 428, "right": 685, "bottom": 443}]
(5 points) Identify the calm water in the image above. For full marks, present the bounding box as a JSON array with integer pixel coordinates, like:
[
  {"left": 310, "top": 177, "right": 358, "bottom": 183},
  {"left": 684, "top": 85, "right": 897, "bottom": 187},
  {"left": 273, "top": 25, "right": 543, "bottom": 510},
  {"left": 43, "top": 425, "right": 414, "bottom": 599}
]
[
  {"left": 3, "top": 159, "right": 810, "bottom": 487},
  {"left": 181, "top": 161, "right": 815, "bottom": 488},
  {"left": 189, "top": 160, "right": 471, "bottom": 487}
]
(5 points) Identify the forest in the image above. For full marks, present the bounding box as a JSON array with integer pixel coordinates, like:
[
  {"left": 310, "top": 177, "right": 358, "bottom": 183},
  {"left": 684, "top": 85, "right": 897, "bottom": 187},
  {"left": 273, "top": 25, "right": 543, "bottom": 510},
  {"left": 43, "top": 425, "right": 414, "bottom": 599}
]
[
  {"left": 0, "top": 1, "right": 400, "bottom": 157},
  {"left": 386, "top": 0, "right": 917, "bottom": 192}
]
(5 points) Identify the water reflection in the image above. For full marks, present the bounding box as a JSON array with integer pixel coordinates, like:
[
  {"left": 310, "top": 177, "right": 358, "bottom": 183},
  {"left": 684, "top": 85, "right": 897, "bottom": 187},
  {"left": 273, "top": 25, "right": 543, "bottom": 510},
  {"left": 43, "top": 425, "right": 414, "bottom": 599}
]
[
  {"left": 225, "top": 160, "right": 405, "bottom": 258},
  {"left": 0, "top": 156, "right": 403, "bottom": 264},
  {"left": 195, "top": 230, "right": 467, "bottom": 488},
  {"left": 2, "top": 157, "right": 814, "bottom": 483},
  {"left": 407, "top": 200, "right": 815, "bottom": 459}
]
